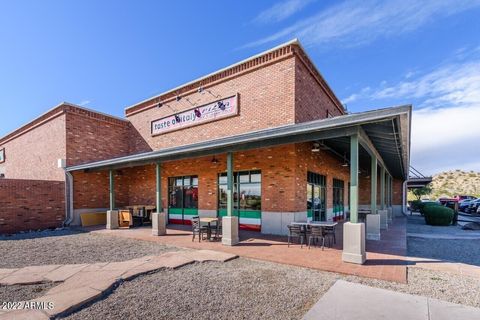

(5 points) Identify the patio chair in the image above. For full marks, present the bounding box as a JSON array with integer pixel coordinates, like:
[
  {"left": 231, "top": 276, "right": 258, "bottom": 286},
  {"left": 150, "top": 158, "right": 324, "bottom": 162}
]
[
  {"left": 209, "top": 218, "right": 222, "bottom": 241},
  {"left": 287, "top": 225, "right": 304, "bottom": 248},
  {"left": 323, "top": 226, "right": 336, "bottom": 248},
  {"left": 308, "top": 226, "right": 325, "bottom": 250},
  {"left": 191, "top": 216, "right": 208, "bottom": 242}
]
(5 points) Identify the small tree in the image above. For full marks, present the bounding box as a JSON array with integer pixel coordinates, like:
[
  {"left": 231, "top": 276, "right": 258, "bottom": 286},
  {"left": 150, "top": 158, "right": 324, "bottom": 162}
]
[{"left": 411, "top": 185, "right": 432, "bottom": 200}]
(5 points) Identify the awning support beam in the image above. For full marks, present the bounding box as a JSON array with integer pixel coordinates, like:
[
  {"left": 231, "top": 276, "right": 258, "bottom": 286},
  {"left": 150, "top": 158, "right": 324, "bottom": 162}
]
[
  {"left": 350, "top": 134, "right": 359, "bottom": 223},
  {"left": 371, "top": 155, "right": 377, "bottom": 214},
  {"left": 380, "top": 166, "right": 385, "bottom": 209},
  {"left": 227, "top": 152, "right": 234, "bottom": 217},
  {"left": 109, "top": 169, "right": 115, "bottom": 211},
  {"left": 156, "top": 162, "right": 162, "bottom": 212}
]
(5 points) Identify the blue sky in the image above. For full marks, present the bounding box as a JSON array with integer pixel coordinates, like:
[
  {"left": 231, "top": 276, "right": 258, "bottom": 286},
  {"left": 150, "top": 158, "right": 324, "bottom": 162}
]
[{"left": 1, "top": 0, "right": 480, "bottom": 175}]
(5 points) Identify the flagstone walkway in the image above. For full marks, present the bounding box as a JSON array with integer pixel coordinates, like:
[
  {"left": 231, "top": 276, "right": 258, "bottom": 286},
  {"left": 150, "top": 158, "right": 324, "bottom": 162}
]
[{"left": 0, "top": 250, "right": 237, "bottom": 319}]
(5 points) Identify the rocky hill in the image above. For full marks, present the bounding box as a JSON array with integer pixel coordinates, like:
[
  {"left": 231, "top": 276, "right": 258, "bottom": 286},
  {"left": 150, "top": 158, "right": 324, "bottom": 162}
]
[{"left": 429, "top": 170, "right": 480, "bottom": 199}]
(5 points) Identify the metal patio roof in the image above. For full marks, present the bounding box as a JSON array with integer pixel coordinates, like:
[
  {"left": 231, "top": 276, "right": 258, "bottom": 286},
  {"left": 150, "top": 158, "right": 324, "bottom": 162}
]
[{"left": 66, "top": 105, "right": 412, "bottom": 179}]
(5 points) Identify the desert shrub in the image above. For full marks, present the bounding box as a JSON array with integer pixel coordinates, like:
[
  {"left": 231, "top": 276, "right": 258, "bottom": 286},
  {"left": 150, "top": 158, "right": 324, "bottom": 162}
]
[
  {"left": 423, "top": 205, "right": 453, "bottom": 226},
  {"left": 418, "top": 201, "right": 439, "bottom": 215}
]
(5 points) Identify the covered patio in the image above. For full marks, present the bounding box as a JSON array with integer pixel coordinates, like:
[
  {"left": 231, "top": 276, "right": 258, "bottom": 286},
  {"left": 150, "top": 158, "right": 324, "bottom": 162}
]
[
  {"left": 84, "top": 215, "right": 407, "bottom": 283},
  {"left": 67, "top": 104, "right": 411, "bottom": 271}
]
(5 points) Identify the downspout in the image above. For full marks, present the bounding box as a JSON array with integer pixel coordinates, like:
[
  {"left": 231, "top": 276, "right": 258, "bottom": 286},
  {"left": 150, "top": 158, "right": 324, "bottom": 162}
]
[
  {"left": 402, "top": 180, "right": 408, "bottom": 215},
  {"left": 63, "top": 171, "right": 74, "bottom": 226}
]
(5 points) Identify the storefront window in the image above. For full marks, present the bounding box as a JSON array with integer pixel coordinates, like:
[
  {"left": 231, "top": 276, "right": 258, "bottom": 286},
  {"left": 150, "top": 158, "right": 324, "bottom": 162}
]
[{"left": 307, "top": 172, "right": 326, "bottom": 221}]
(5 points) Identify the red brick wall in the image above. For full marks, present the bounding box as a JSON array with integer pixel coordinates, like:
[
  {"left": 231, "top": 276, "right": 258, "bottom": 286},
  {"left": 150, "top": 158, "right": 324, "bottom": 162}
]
[
  {"left": 73, "top": 143, "right": 356, "bottom": 214},
  {"left": 65, "top": 109, "right": 135, "bottom": 166},
  {"left": 393, "top": 178, "right": 403, "bottom": 205},
  {"left": 0, "top": 113, "right": 66, "bottom": 181},
  {"left": 126, "top": 57, "right": 296, "bottom": 151},
  {"left": 0, "top": 179, "right": 65, "bottom": 234},
  {"left": 72, "top": 170, "right": 129, "bottom": 210},
  {"left": 294, "top": 143, "right": 350, "bottom": 212},
  {"left": 294, "top": 56, "right": 345, "bottom": 123},
  {"left": 73, "top": 144, "right": 301, "bottom": 212}
]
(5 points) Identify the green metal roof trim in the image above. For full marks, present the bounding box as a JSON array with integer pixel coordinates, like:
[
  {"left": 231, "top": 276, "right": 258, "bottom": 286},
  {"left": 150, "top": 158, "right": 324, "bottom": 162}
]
[{"left": 67, "top": 105, "right": 411, "bottom": 179}]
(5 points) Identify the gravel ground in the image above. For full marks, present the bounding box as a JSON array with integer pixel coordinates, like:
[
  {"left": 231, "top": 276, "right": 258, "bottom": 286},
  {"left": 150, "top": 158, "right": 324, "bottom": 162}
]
[
  {"left": 0, "top": 229, "right": 182, "bottom": 268},
  {"left": 408, "top": 237, "right": 480, "bottom": 265},
  {"left": 0, "top": 283, "right": 55, "bottom": 303},
  {"left": 65, "top": 258, "right": 338, "bottom": 320},
  {"left": 2, "top": 225, "right": 480, "bottom": 319},
  {"left": 63, "top": 257, "right": 480, "bottom": 320}
]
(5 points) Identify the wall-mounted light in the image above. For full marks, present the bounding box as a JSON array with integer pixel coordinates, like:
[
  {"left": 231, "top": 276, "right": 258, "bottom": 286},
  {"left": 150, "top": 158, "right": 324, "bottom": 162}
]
[
  {"left": 198, "top": 87, "right": 204, "bottom": 93},
  {"left": 341, "top": 152, "right": 349, "bottom": 167},
  {"left": 194, "top": 108, "right": 201, "bottom": 117},
  {"left": 175, "top": 115, "right": 181, "bottom": 122},
  {"left": 176, "top": 96, "right": 182, "bottom": 101},
  {"left": 211, "top": 156, "right": 219, "bottom": 164},
  {"left": 217, "top": 101, "right": 225, "bottom": 110},
  {"left": 311, "top": 143, "right": 320, "bottom": 152},
  {"left": 157, "top": 102, "right": 163, "bottom": 108}
]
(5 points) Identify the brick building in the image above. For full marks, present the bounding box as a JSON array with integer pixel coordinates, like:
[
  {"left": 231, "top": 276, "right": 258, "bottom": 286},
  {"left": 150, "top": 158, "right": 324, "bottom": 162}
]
[{"left": 0, "top": 39, "right": 410, "bottom": 264}]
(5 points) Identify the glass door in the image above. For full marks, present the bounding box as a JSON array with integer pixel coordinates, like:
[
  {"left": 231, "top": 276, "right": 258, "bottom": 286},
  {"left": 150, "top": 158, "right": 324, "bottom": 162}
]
[
  {"left": 168, "top": 175, "right": 198, "bottom": 224},
  {"left": 307, "top": 172, "right": 326, "bottom": 221},
  {"left": 218, "top": 170, "right": 261, "bottom": 231}
]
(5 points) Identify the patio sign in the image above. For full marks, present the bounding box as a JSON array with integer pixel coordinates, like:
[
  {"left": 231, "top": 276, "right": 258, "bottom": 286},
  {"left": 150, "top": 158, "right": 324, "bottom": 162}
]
[
  {"left": 151, "top": 94, "right": 238, "bottom": 136},
  {"left": 0, "top": 148, "right": 4, "bottom": 163}
]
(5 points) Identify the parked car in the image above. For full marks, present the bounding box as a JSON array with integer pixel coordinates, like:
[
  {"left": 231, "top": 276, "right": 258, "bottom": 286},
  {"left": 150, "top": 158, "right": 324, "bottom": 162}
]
[
  {"left": 459, "top": 199, "right": 475, "bottom": 212},
  {"left": 467, "top": 199, "right": 480, "bottom": 213},
  {"left": 456, "top": 195, "right": 477, "bottom": 201}
]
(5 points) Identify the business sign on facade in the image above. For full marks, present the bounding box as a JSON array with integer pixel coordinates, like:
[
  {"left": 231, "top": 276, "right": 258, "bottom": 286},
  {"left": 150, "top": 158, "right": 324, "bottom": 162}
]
[{"left": 151, "top": 95, "right": 238, "bottom": 136}]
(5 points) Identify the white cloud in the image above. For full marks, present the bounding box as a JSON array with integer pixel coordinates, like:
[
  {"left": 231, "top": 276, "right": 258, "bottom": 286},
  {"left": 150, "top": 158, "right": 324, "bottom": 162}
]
[
  {"left": 253, "top": 0, "right": 314, "bottom": 24},
  {"left": 244, "top": 0, "right": 480, "bottom": 48},
  {"left": 342, "top": 53, "right": 480, "bottom": 175},
  {"left": 78, "top": 100, "right": 91, "bottom": 106},
  {"left": 341, "top": 86, "right": 371, "bottom": 104},
  {"left": 411, "top": 105, "right": 480, "bottom": 175},
  {"left": 371, "top": 61, "right": 480, "bottom": 108}
]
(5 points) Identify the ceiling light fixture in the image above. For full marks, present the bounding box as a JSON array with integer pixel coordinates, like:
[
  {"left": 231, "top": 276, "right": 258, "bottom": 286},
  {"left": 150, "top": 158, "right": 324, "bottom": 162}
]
[{"left": 311, "top": 142, "right": 320, "bottom": 152}]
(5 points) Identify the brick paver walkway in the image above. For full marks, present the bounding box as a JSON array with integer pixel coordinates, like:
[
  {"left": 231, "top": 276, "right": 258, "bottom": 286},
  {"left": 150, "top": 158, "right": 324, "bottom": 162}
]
[
  {"left": 0, "top": 250, "right": 237, "bottom": 319},
  {"left": 87, "top": 217, "right": 408, "bottom": 283}
]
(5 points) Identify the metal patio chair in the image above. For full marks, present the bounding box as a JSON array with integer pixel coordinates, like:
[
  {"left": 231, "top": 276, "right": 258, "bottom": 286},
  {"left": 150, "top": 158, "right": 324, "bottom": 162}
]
[
  {"left": 308, "top": 226, "right": 325, "bottom": 250},
  {"left": 287, "top": 224, "right": 304, "bottom": 248},
  {"left": 191, "top": 216, "right": 208, "bottom": 242},
  {"left": 209, "top": 218, "right": 222, "bottom": 241},
  {"left": 323, "top": 226, "right": 336, "bottom": 248}
]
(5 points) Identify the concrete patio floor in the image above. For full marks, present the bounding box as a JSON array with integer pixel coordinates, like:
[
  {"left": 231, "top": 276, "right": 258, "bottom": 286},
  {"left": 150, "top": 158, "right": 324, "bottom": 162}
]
[{"left": 85, "top": 217, "right": 408, "bottom": 283}]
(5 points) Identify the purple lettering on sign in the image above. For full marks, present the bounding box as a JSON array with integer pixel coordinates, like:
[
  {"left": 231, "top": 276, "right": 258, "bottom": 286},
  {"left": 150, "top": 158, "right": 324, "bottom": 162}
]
[{"left": 151, "top": 94, "right": 238, "bottom": 136}]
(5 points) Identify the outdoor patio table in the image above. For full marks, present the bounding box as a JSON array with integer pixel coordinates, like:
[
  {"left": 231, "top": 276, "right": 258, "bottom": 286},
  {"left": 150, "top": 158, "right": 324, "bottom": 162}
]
[
  {"left": 199, "top": 217, "right": 219, "bottom": 241},
  {"left": 291, "top": 221, "right": 338, "bottom": 249}
]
